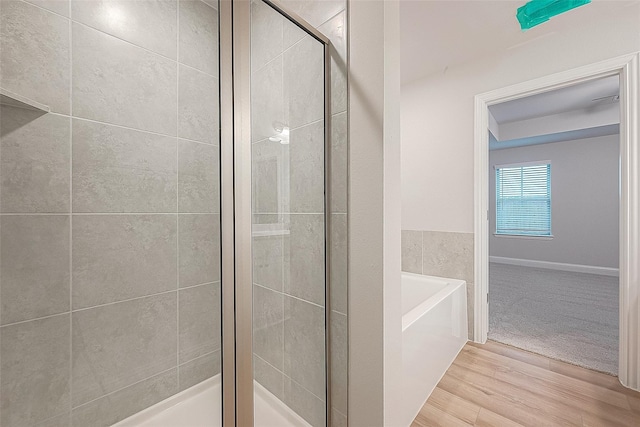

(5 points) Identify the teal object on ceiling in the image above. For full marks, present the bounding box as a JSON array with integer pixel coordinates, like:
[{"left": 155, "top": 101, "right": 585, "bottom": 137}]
[{"left": 516, "top": 0, "right": 591, "bottom": 30}]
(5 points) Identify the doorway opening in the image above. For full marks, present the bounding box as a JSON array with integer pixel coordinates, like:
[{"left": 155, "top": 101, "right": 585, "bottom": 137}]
[
  {"left": 473, "top": 53, "right": 640, "bottom": 389},
  {"left": 486, "top": 75, "right": 620, "bottom": 374}
]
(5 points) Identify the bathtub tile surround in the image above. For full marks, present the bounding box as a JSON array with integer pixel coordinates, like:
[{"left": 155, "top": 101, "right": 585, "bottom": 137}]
[
  {"left": 401, "top": 230, "right": 475, "bottom": 339},
  {"left": 401, "top": 229, "right": 422, "bottom": 274},
  {"left": 0, "top": 1, "right": 221, "bottom": 426}
]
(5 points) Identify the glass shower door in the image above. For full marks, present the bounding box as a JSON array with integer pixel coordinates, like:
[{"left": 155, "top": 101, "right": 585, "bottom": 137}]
[{"left": 249, "top": 1, "right": 329, "bottom": 425}]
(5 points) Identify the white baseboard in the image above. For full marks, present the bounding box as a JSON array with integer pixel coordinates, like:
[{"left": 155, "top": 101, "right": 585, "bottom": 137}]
[{"left": 489, "top": 256, "right": 619, "bottom": 277}]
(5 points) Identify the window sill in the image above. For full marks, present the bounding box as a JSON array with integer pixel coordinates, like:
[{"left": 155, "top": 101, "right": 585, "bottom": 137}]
[{"left": 493, "top": 234, "right": 554, "bottom": 240}]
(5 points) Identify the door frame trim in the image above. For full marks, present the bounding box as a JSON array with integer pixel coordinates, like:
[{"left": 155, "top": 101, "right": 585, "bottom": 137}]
[{"left": 473, "top": 52, "right": 640, "bottom": 390}]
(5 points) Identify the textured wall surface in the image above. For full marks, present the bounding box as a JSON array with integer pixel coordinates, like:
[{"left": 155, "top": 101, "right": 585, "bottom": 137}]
[{"left": 0, "top": 1, "right": 220, "bottom": 425}]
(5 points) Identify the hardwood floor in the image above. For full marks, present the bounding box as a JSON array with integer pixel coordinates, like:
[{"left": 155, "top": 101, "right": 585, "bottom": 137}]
[{"left": 412, "top": 341, "right": 640, "bottom": 427}]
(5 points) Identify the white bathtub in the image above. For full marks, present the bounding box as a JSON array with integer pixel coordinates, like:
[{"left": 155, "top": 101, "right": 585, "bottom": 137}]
[{"left": 400, "top": 272, "right": 467, "bottom": 427}]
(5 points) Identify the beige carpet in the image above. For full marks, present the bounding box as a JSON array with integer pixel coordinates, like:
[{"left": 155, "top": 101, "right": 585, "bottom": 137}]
[{"left": 488, "top": 262, "right": 618, "bottom": 375}]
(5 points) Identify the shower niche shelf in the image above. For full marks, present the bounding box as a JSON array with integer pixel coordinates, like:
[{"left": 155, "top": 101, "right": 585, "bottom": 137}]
[{"left": 0, "top": 88, "right": 50, "bottom": 112}]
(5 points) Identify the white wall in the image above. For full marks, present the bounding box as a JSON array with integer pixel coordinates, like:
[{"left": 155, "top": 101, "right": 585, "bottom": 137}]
[
  {"left": 349, "top": 0, "right": 402, "bottom": 425},
  {"left": 401, "top": 3, "right": 640, "bottom": 233},
  {"left": 489, "top": 134, "right": 619, "bottom": 268}
]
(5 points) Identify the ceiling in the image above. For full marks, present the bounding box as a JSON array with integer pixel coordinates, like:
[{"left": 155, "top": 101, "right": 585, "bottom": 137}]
[
  {"left": 489, "top": 74, "right": 620, "bottom": 123},
  {"left": 400, "top": 0, "right": 638, "bottom": 84}
]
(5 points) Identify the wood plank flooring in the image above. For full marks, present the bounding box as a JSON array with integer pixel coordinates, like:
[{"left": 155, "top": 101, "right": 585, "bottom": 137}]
[{"left": 412, "top": 341, "right": 640, "bottom": 427}]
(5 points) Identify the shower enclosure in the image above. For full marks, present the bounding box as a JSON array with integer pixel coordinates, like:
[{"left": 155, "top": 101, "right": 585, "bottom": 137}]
[{"left": 0, "top": 0, "right": 347, "bottom": 426}]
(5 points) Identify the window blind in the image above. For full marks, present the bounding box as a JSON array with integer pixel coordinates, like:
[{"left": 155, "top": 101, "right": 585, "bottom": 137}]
[{"left": 496, "top": 163, "right": 551, "bottom": 236}]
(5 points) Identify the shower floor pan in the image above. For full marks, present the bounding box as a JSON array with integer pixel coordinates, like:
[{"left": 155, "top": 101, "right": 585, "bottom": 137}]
[{"left": 113, "top": 375, "right": 311, "bottom": 427}]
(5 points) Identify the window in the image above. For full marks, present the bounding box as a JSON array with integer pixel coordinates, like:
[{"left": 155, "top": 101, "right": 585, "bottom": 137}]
[{"left": 496, "top": 162, "right": 551, "bottom": 237}]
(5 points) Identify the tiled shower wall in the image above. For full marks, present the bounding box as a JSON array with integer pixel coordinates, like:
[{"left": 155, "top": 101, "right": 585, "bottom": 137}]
[
  {"left": 0, "top": 1, "right": 220, "bottom": 426},
  {"left": 401, "top": 230, "right": 475, "bottom": 340},
  {"left": 250, "top": 1, "right": 347, "bottom": 426}
]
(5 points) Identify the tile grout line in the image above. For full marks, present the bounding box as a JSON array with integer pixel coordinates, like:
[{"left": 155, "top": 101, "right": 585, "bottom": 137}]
[
  {"left": 0, "top": 311, "right": 70, "bottom": 330},
  {"left": 18, "top": 1, "right": 218, "bottom": 81},
  {"left": 255, "top": 353, "right": 327, "bottom": 404},
  {"left": 30, "top": 111, "right": 219, "bottom": 147},
  {"left": 253, "top": 282, "right": 325, "bottom": 310},
  {"left": 69, "top": 2, "right": 74, "bottom": 421},
  {"left": 70, "top": 366, "right": 177, "bottom": 412},
  {"left": 176, "top": 0, "right": 181, "bottom": 391}
]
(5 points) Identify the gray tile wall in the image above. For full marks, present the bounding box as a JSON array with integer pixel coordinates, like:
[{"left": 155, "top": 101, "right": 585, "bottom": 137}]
[
  {"left": 250, "top": 1, "right": 347, "bottom": 426},
  {"left": 0, "top": 1, "right": 221, "bottom": 426},
  {"left": 401, "top": 230, "right": 475, "bottom": 340}
]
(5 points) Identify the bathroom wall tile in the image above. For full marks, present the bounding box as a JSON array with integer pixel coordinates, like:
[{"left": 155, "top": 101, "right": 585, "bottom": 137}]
[
  {"left": 253, "top": 234, "right": 284, "bottom": 292},
  {"left": 201, "top": 0, "right": 218, "bottom": 9},
  {"left": 253, "top": 213, "right": 283, "bottom": 225},
  {"left": 178, "top": 139, "right": 219, "bottom": 213},
  {"left": 0, "top": 314, "right": 70, "bottom": 427},
  {"left": 71, "top": 369, "right": 177, "bottom": 427},
  {"left": 283, "top": 376, "right": 326, "bottom": 427},
  {"left": 330, "top": 56, "right": 347, "bottom": 115},
  {"left": 252, "top": 138, "right": 284, "bottom": 214},
  {"left": 283, "top": 16, "right": 306, "bottom": 50},
  {"left": 0, "top": 215, "right": 69, "bottom": 325},
  {"left": 179, "top": 214, "right": 220, "bottom": 288},
  {"left": 71, "top": 0, "right": 177, "bottom": 59},
  {"left": 72, "top": 119, "right": 177, "bottom": 213},
  {"left": 401, "top": 230, "right": 422, "bottom": 274},
  {"left": 178, "top": 65, "right": 219, "bottom": 144},
  {"left": 422, "top": 231, "right": 474, "bottom": 283},
  {"left": 283, "top": 296, "right": 325, "bottom": 399},
  {"left": 0, "top": 1, "right": 70, "bottom": 114},
  {"left": 331, "top": 311, "right": 347, "bottom": 415},
  {"left": 285, "top": 214, "right": 325, "bottom": 306},
  {"left": 251, "top": 56, "right": 284, "bottom": 143},
  {"left": 330, "top": 111, "right": 347, "bottom": 213},
  {"left": 279, "top": 0, "right": 344, "bottom": 28},
  {"left": 319, "top": 11, "right": 346, "bottom": 114},
  {"left": 72, "top": 215, "right": 177, "bottom": 309},
  {"left": 179, "top": 0, "right": 218, "bottom": 75},
  {"left": 178, "top": 283, "right": 221, "bottom": 363},
  {"left": 330, "top": 214, "right": 347, "bottom": 314},
  {"left": 24, "top": 0, "right": 70, "bottom": 17},
  {"left": 178, "top": 351, "right": 220, "bottom": 391},
  {"left": 284, "top": 35, "right": 324, "bottom": 129},
  {"left": 290, "top": 120, "right": 324, "bottom": 213},
  {"left": 72, "top": 23, "right": 177, "bottom": 135},
  {"left": 72, "top": 293, "right": 177, "bottom": 406},
  {"left": 253, "top": 284, "right": 284, "bottom": 370},
  {"left": 467, "top": 282, "right": 475, "bottom": 341},
  {"left": 1, "top": 107, "right": 70, "bottom": 213},
  {"left": 251, "top": 0, "right": 283, "bottom": 71},
  {"left": 36, "top": 412, "right": 70, "bottom": 427},
  {"left": 332, "top": 409, "right": 347, "bottom": 427},
  {"left": 254, "top": 355, "right": 284, "bottom": 400}
]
